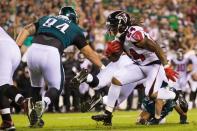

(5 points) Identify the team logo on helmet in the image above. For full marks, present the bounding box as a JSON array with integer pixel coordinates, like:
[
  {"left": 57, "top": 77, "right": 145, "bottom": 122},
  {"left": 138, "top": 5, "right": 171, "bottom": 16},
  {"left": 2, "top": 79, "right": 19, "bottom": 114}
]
[{"left": 115, "top": 12, "right": 128, "bottom": 24}]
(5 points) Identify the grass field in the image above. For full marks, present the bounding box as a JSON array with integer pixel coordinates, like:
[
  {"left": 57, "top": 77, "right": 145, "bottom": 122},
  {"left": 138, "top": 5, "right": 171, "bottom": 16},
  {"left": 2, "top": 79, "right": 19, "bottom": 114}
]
[{"left": 1, "top": 109, "right": 197, "bottom": 131}]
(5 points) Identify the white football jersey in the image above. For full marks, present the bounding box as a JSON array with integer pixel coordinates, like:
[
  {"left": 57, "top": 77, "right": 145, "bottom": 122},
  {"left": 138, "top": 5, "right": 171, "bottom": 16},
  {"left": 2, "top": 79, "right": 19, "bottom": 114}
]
[
  {"left": 171, "top": 58, "right": 190, "bottom": 77},
  {"left": 123, "top": 26, "right": 159, "bottom": 65},
  {"left": 0, "top": 27, "right": 16, "bottom": 44}
]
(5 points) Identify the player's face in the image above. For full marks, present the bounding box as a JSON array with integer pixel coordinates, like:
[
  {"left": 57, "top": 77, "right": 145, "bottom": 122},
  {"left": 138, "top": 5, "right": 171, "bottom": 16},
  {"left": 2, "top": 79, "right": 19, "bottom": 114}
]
[{"left": 106, "top": 24, "right": 118, "bottom": 36}]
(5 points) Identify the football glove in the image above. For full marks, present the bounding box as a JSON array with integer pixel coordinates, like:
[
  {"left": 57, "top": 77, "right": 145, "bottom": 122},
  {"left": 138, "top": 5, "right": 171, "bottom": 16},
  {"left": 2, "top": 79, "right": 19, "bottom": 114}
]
[{"left": 164, "top": 67, "right": 179, "bottom": 82}]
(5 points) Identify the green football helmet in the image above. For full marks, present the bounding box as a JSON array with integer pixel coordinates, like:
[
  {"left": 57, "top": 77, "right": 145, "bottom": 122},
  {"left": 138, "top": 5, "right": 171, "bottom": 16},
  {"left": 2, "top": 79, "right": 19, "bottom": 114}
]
[{"left": 59, "top": 6, "right": 78, "bottom": 24}]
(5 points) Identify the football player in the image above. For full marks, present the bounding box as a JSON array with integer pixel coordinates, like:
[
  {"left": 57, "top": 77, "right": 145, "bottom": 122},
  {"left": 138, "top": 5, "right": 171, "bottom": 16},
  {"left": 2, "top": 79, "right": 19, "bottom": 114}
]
[
  {"left": 170, "top": 49, "right": 190, "bottom": 92},
  {"left": 137, "top": 95, "right": 188, "bottom": 125},
  {"left": 16, "top": 6, "right": 104, "bottom": 127},
  {"left": 0, "top": 27, "right": 27, "bottom": 131},
  {"left": 72, "top": 40, "right": 178, "bottom": 126},
  {"left": 77, "top": 40, "right": 138, "bottom": 114},
  {"left": 187, "top": 49, "right": 197, "bottom": 109},
  {"left": 95, "top": 11, "right": 176, "bottom": 125},
  {"left": 73, "top": 10, "right": 179, "bottom": 125}
]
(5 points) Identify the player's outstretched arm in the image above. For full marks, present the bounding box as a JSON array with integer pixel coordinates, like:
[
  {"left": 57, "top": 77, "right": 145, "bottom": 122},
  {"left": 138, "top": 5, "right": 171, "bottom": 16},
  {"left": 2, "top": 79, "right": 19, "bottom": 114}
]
[
  {"left": 80, "top": 44, "right": 105, "bottom": 69},
  {"left": 16, "top": 23, "right": 36, "bottom": 46}
]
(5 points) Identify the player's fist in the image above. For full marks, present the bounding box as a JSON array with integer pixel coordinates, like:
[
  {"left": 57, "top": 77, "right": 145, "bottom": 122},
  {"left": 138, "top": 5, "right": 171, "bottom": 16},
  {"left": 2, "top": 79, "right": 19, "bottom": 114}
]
[
  {"left": 105, "top": 40, "right": 123, "bottom": 57},
  {"left": 164, "top": 67, "right": 179, "bottom": 82}
]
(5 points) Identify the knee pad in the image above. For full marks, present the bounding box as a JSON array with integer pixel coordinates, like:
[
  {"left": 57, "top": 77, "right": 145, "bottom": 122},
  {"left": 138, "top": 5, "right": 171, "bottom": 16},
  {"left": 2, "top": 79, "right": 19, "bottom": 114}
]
[{"left": 45, "top": 88, "right": 59, "bottom": 104}]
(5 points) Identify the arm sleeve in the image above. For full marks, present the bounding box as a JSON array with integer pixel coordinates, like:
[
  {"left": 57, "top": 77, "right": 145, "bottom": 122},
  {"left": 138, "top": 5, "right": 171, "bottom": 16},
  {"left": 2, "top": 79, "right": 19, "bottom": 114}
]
[{"left": 73, "top": 34, "right": 88, "bottom": 49}]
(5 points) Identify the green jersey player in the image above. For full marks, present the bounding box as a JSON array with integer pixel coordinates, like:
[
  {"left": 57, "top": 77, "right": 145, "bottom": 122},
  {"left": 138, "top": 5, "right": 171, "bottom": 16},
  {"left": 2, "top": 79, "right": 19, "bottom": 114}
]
[
  {"left": 137, "top": 96, "right": 188, "bottom": 125},
  {"left": 16, "top": 6, "right": 104, "bottom": 128}
]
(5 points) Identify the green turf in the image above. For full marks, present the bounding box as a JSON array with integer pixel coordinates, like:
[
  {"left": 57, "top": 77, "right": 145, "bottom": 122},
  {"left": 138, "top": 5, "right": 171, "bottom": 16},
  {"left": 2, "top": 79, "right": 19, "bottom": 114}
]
[{"left": 1, "top": 109, "right": 197, "bottom": 131}]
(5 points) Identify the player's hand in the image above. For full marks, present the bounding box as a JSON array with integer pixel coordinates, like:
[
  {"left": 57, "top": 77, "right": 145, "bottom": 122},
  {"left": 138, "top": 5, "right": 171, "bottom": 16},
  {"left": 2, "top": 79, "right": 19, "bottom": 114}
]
[{"left": 164, "top": 67, "right": 179, "bottom": 82}]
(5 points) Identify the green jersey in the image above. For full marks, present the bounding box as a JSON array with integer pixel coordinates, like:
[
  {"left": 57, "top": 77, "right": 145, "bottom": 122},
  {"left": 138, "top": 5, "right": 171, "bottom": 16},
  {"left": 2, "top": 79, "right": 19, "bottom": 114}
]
[
  {"left": 142, "top": 97, "right": 176, "bottom": 118},
  {"left": 34, "top": 15, "right": 87, "bottom": 49}
]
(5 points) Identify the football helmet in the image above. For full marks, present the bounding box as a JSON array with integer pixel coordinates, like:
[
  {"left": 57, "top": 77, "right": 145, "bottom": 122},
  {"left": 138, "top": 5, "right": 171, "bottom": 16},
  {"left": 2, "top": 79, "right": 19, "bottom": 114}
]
[
  {"left": 177, "top": 48, "right": 184, "bottom": 60},
  {"left": 106, "top": 10, "right": 131, "bottom": 36},
  {"left": 59, "top": 6, "right": 78, "bottom": 23}
]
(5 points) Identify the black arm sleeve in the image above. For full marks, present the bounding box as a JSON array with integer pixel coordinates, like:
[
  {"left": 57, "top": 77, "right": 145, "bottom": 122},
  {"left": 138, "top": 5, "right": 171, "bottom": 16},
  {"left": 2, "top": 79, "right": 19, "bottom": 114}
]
[{"left": 73, "top": 35, "right": 88, "bottom": 49}]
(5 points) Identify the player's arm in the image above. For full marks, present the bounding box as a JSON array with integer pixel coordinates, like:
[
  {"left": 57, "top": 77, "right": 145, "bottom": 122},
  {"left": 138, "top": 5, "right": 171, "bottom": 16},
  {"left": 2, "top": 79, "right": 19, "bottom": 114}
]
[
  {"left": 73, "top": 34, "right": 105, "bottom": 69},
  {"left": 136, "top": 37, "right": 168, "bottom": 65},
  {"left": 80, "top": 45, "right": 104, "bottom": 69},
  {"left": 16, "top": 23, "right": 36, "bottom": 46},
  {"left": 136, "top": 111, "right": 150, "bottom": 125}
]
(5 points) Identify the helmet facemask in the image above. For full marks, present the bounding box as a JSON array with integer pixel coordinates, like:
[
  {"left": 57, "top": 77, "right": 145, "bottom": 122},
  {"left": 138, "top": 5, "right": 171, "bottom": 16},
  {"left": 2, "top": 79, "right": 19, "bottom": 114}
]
[{"left": 106, "top": 11, "right": 130, "bottom": 37}]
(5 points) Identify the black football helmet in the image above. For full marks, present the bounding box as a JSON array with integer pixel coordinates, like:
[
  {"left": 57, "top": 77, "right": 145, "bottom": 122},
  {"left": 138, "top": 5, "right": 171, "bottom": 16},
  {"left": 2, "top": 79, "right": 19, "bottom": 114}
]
[
  {"left": 106, "top": 10, "right": 131, "bottom": 36},
  {"left": 59, "top": 6, "right": 78, "bottom": 24}
]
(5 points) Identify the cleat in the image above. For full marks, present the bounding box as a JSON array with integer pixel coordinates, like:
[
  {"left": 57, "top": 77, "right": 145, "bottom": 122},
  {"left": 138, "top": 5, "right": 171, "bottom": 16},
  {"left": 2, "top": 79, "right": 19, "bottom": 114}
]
[
  {"left": 147, "top": 118, "right": 160, "bottom": 125},
  {"left": 24, "top": 98, "right": 38, "bottom": 126},
  {"left": 29, "top": 101, "right": 46, "bottom": 128},
  {"left": 81, "top": 93, "right": 103, "bottom": 112},
  {"left": 70, "top": 69, "right": 89, "bottom": 87},
  {"left": 34, "top": 101, "right": 46, "bottom": 119},
  {"left": 29, "top": 119, "right": 45, "bottom": 128},
  {"left": 92, "top": 113, "right": 112, "bottom": 126},
  {"left": 180, "top": 115, "right": 189, "bottom": 124},
  {"left": 0, "top": 121, "right": 16, "bottom": 131}
]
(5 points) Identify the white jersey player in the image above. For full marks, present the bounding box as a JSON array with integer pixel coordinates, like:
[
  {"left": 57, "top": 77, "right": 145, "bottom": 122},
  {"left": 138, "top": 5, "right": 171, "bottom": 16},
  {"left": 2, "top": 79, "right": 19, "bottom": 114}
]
[
  {"left": 187, "top": 51, "right": 197, "bottom": 108},
  {"left": 171, "top": 49, "right": 190, "bottom": 91},
  {"left": 88, "top": 10, "right": 178, "bottom": 125},
  {"left": 0, "top": 27, "right": 26, "bottom": 130}
]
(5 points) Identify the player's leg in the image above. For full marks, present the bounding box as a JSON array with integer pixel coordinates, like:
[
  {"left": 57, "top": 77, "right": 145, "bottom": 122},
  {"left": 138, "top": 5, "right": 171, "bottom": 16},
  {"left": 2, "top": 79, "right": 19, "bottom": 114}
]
[
  {"left": 0, "top": 85, "right": 15, "bottom": 130},
  {"left": 105, "top": 64, "right": 144, "bottom": 112},
  {"left": 38, "top": 47, "right": 64, "bottom": 120},
  {"left": 92, "top": 64, "right": 144, "bottom": 125},
  {"left": 79, "top": 59, "right": 121, "bottom": 112},
  {"left": 7, "top": 47, "right": 26, "bottom": 107},
  {"left": 142, "top": 64, "right": 176, "bottom": 124},
  {"left": 0, "top": 44, "right": 25, "bottom": 130},
  {"left": 26, "top": 45, "right": 46, "bottom": 127},
  {"left": 117, "top": 82, "right": 138, "bottom": 105},
  {"left": 0, "top": 43, "right": 24, "bottom": 104},
  {"left": 102, "top": 82, "right": 138, "bottom": 106},
  {"left": 174, "top": 104, "right": 188, "bottom": 124},
  {"left": 188, "top": 73, "right": 197, "bottom": 109}
]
